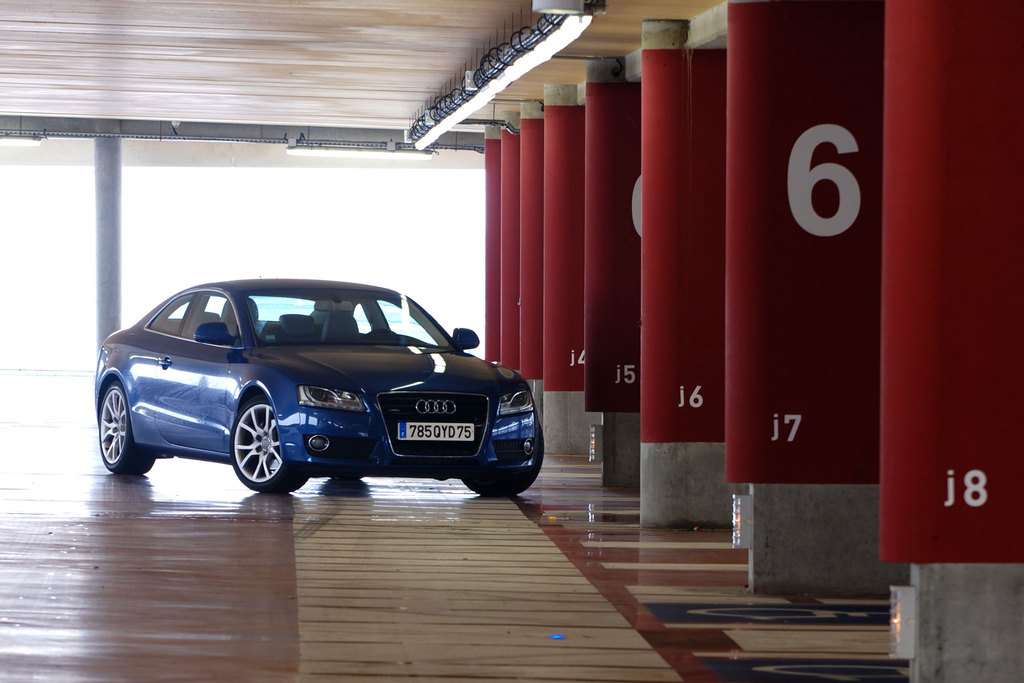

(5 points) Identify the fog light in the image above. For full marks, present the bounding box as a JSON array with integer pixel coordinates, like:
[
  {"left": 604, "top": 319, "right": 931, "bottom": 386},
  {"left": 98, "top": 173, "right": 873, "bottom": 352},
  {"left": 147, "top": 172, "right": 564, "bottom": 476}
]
[
  {"left": 308, "top": 435, "right": 330, "bottom": 452},
  {"left": 523, "top": 438, "right": 535, "bottom": 456}
]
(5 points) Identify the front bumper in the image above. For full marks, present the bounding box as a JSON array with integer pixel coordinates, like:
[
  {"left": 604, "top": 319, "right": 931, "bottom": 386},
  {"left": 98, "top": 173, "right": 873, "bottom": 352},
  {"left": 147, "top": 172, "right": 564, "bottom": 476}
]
[{"left": 277, "top": 401, "right": 541, "bottom": 479}]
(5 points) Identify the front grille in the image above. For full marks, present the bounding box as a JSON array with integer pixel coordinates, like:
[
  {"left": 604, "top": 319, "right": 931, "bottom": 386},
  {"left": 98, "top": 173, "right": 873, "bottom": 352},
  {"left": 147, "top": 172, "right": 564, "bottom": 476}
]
[
  {"left": 493, "top": 439, "right": 530, "bottom": 464},
  {"left": 377, "top": 392, "right": 488, "bottom": 457}
]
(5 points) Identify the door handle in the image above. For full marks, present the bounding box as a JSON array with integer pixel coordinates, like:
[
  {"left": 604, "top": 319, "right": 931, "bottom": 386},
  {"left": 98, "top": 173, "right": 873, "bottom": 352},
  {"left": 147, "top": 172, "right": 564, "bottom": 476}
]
[{"left": 159, "top": 356, "right": 173, "bottom": 370}]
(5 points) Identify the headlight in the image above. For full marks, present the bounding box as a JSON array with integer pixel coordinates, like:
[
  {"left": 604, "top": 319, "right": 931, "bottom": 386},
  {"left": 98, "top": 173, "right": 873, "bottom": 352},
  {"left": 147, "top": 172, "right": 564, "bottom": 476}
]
[
  {"left": 498, "top": 389, "right": 533, "bottom": 416},
  {"left": 297, "top": 385, "right": 366, "bottom": 412}
]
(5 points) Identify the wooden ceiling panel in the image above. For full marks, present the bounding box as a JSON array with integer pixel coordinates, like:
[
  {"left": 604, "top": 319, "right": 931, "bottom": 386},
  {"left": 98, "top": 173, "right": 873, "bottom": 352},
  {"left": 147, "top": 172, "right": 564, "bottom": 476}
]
[{"left": 0, "top": 0, "right": 722, "bottom": 132}]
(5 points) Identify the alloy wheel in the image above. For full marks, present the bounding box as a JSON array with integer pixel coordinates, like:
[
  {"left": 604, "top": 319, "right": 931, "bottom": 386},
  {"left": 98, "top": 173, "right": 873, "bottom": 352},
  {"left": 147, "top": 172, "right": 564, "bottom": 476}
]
[
  {"left": 100, "top": 387, "right": 128, "bottom": 465},
  {"left": 233, "top": 403, "right": 282, "bottom": 483}
]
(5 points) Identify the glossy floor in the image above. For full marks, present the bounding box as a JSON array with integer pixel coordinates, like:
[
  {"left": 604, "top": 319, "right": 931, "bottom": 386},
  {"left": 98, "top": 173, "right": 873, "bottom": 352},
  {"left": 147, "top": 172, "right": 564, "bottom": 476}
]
[{"left": 0, "top": 372, "right": 906, "bottom": 681}]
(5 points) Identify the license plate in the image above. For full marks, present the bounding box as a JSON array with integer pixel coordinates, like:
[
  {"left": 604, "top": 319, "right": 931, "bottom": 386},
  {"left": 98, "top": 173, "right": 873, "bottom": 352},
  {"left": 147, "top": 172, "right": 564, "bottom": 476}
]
[{"left": 398, "top": 422, "right": 474, "bottom": 441}]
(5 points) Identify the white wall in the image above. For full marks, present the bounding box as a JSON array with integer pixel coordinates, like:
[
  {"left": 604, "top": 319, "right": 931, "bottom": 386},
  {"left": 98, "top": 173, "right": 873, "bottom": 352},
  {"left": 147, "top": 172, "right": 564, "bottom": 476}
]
[{"left": 0, "top": 150, "right": 485, "bottom": 371}]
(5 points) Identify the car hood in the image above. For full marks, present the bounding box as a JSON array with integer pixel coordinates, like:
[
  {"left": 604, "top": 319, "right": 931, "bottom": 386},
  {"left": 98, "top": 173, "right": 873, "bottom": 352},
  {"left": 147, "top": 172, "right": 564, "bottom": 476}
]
[{"left": 250, "top": 345, "right": 516, "bottom": 395}]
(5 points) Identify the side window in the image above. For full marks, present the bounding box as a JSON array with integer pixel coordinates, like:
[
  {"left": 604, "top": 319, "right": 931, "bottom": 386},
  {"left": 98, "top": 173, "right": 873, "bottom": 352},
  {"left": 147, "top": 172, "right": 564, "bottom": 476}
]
[
  {"left": 182, "top": 293, "right": 236, "bottom": 341},
  {"left": 216, "top": 297, "right": 240, "bottom": 339},
  {"left": 247, "top": 296, "right": 317, "bottom": 345},
  {"left": 148, "top": 294, "right": 193, "bottom": 337}
]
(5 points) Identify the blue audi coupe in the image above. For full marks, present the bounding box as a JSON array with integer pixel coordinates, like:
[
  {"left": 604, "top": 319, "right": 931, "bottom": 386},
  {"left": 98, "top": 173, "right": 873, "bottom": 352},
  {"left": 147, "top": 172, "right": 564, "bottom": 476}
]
[{"left": 95, "top": 279, "right": 543, "bottom": 495}]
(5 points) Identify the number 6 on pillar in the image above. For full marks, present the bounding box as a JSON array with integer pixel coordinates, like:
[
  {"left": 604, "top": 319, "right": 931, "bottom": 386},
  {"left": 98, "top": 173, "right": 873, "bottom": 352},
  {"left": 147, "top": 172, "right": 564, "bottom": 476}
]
[{"left": 787, "top": 123, "right": 861, "bottom": 238}]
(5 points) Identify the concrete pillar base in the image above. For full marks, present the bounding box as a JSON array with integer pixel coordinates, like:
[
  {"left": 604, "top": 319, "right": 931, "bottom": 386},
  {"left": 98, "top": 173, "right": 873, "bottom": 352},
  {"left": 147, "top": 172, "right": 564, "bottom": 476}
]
[
  {"left": 750, "top": 483, "right": 909, "bottom": 596},
  {"left": 640, "top": 442, "right": 739, "bottom": 528},
  {"left": 599, "top": 412, "right": 640, "bottom": 487},
  {"left": 911, "top": 563, "right": 1024, "bottom": 682},
  {"left": 527, "top": 379, "right": 543, "bottom": 431},
  {"left": 543, "top": 390, "right": 600, "bottom": 455}
]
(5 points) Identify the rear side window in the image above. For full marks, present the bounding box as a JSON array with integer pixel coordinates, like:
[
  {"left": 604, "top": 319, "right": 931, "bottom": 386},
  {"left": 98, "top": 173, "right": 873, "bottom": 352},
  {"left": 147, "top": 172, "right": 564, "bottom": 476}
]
[
  {"left": 181, "top": 293, "right": 236, "bottom": 341},
  {"left": 147, "top": 292, "right": 239, "bottom": 343},
  {"left": 148, "top": 294, "right": 193, "bottom": 336}
]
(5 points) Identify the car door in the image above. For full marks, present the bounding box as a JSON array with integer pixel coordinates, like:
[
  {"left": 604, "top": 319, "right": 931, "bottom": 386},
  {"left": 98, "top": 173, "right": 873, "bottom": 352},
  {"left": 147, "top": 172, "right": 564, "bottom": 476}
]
[{"left": 136, "top": 291, "right": 241, "bottom": 454}]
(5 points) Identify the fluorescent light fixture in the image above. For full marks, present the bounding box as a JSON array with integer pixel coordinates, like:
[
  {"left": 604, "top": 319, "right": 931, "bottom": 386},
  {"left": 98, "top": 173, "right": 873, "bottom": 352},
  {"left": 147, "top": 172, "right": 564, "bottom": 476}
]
[
  {"left": 0, "top": 136, "right": 42, "bottom": 148},
  {"left": 412, "top": 15, "right": 592, "bottom": 150},
  {"left": 286, "top": 146, "right": 433, "bottom": 161},
  {"left": 534, "top": 0, "right": 585, "bottom": 13}
]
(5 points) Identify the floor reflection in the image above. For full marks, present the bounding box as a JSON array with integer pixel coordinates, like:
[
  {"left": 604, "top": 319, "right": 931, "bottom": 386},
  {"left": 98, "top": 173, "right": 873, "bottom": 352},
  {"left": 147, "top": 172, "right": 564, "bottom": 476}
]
[
  {"left": 0, "top": 372, "right": 889, "bottom": 682},
  {"left": 0, "top": 372, "right": 694, "bottom": 681}
]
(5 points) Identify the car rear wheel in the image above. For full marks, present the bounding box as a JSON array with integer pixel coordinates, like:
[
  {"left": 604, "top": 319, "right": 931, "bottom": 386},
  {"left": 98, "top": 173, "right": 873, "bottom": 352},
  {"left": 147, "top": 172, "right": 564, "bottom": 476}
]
[
  {"left": 231, "top": 398, "right": 308, "bottom": 494},
  {"left": 462, "top": 450, "right": 544, "bottom": 497},
  {"left": 98, "top": 382, "right": 155, "bottom": 475}
]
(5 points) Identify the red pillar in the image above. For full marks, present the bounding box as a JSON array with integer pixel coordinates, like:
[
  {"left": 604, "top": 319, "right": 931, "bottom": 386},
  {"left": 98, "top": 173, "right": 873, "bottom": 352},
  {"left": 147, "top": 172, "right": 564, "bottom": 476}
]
[
  {"left": 519, "top": 105, "right": 544, "bottom": 381},
  {"left": 725, "top": 1, "right": 884, "bottom": 484},
  {"left": 584, "top": 74, "right": 641, "bottom": 413},
  {"left": 641, "top": 41, "right": 727, "bottom": 444},
  {"left": 484, "top": 128, "right": 502, "bottom": 363},
  {"left": 680, "top": 50, "right": 727, "bottom": 440},
  {"left": 880, "top": 1, "right": 1024, "bottom": 563},
  {"left": 543, "top": 87, "right": 585, "bottom": 393},
  {"left": 640, "top": 36, "right": 684, "bottom": 444},
  {"left": 499, "top": 121, "right": 521, "bottom": 370}
]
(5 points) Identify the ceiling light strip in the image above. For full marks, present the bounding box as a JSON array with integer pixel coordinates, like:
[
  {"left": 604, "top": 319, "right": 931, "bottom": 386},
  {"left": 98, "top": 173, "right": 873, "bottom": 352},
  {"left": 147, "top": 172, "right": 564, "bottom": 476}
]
[
  {"left": 0, "top": 135, "right": 42, "bottom": 148},
  {"left": 409, "top": 14, "right": 592, "bottom": 150},
  {"left": 285, "top": 147, "right": 434, "bottom": 161}
]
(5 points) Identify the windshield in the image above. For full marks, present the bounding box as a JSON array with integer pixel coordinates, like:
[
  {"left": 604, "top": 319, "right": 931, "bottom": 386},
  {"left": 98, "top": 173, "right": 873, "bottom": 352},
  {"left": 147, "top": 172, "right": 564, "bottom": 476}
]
[{"left": 244, "top": 288, "right": 452, "bottom": 349}]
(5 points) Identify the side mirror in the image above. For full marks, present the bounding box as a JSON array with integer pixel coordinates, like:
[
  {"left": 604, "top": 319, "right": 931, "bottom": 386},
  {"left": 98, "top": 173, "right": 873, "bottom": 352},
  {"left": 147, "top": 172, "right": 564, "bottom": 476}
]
[
  {"left": 451, "top": 328, "right": 480, "bottom": 350},
  {"left": 194, "top": 321, "right": 236, "bottom": 346}
]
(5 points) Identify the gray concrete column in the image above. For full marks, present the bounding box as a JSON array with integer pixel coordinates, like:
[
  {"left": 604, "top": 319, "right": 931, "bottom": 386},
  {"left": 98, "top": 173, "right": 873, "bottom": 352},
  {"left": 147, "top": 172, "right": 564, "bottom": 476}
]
[
  {"left": 749, "top": 483, "right": 908, "bottom": 595},
  {"left": 600, "top": 412, "right": 640, "bottom": 487},
  {"left": 95, "top": 137, "right": 122, "bottom": 349},
  {"left": 520, "top": 101, "right": 543, "bottom": 120},
  {"left": 528, "top": 379, "right": 544, "bottom": 431},
  {"left": 542, "top": 391, "right": 599, "bottom": 455},
  {"left": 911, "top": 563, "right": 1024, "bottom": 682},
  {"left": 640, "top": 442, "right": 742, "bottom": 529},
  {"left": 544, "top": 83, "right": 583, "bottom": 108},
  {"left": 586, "top": 57, "right": 626, "bottom": 85}
]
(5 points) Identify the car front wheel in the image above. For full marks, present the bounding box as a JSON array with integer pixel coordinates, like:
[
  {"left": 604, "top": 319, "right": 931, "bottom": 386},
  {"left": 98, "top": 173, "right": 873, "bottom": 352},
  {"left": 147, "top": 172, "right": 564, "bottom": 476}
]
[
  {"left": 231, "top": 398, "right": 308, "bottom": 494},
  {"left": 98, "top": 382, "right": 155, "bottom": 475},
  {"left": 462, "top": 449, "right": 544, "bottom": 497}
]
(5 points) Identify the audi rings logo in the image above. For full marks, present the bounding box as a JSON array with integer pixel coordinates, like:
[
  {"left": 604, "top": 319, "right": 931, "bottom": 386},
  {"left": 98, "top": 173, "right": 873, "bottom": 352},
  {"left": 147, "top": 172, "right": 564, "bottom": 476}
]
[{"left": 415, "top": 399, "right": 457, "bottom": 415}]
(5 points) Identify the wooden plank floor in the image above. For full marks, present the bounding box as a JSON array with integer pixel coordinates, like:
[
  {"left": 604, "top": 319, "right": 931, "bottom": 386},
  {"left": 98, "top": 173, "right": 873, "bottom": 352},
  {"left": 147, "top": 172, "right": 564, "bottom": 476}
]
[
  {"left": 0, "top": 371, "right": 301, "bottom": 682},
  {"left": 0, "top": 371, "right": 905, "bottom": 682},
  {"left": 513, "top": 458, "right": 906, "bottom": 682},
  {"left": 292, "top": 490, "right": 676, "bottom": 681}
]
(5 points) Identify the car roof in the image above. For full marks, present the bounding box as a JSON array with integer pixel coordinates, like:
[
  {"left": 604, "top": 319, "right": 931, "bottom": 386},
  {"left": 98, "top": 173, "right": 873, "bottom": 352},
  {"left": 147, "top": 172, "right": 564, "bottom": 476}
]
[{"left": 193, "top": 279, "right": 399, "bottom": 297}]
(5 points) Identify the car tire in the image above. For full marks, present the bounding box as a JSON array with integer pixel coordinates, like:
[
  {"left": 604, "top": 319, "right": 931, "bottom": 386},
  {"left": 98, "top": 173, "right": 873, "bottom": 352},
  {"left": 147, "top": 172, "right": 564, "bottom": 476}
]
[
  {"left": 462, "top": 449, "right": 544, "bottom": 497},
  {"left": 98, "top": 382, "right": 156, "bottom": 475},
  {"left": 231, "top": 398, "right": 308, "bottom": 494}
]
